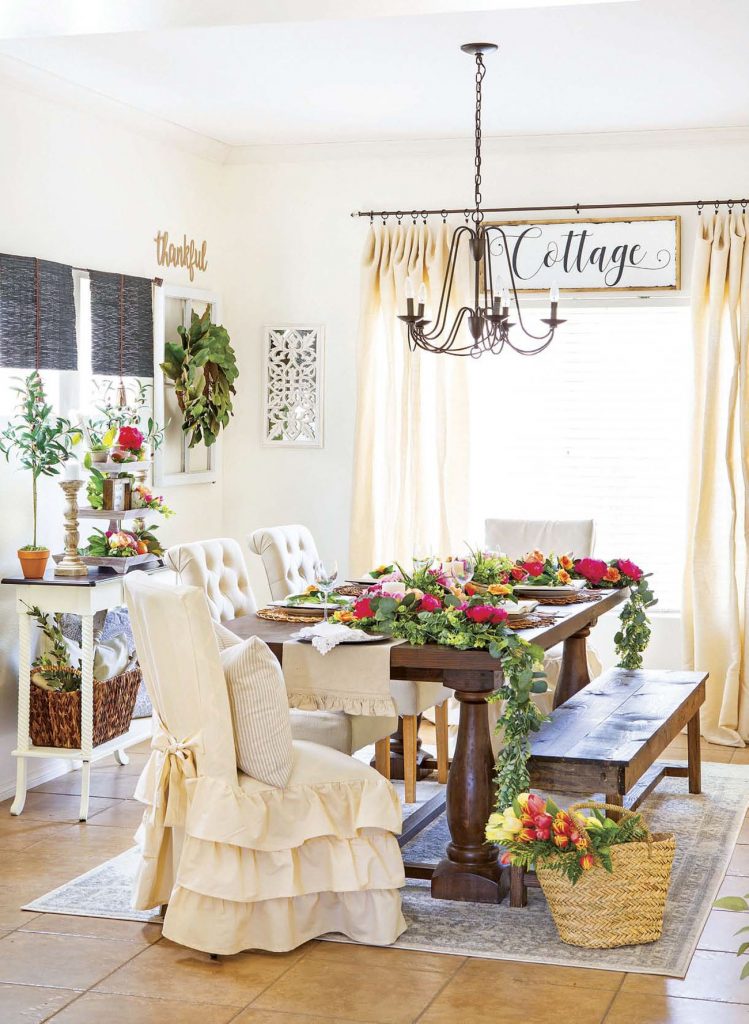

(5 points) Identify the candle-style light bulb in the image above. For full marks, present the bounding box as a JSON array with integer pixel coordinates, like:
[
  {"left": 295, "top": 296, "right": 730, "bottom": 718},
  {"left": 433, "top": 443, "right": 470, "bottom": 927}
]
[
  {"left": 550, "top": 283, "right": 560, "bottom": 304},
  {"left": 500, "top": 288, "right": 510, "bottom": 310},
  {"left": 405, "top": 277, "right": 415, "bottom": 300},
  {"left": 417, "top": 282, "right": 427, "bottom": 305}
]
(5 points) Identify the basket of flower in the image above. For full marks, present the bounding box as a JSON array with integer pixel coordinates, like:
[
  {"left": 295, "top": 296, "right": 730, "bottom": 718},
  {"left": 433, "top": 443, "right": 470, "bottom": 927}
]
[
  {"left": 26, "top": 606, "right": 141, "bottom": 749},
  {"left": 486, "top": 795, "right": 675, "bottom": 948}
]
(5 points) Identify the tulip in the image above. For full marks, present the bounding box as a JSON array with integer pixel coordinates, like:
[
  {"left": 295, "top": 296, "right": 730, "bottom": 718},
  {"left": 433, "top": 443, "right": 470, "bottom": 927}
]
[
  {"left": 501, "top": 814, "right": 523, "bottom": 835},
  {"left": 518, "top": 828, "right": 536, "bottom": 843},
  {"left": 579, "top": 853, "right": 595, "bottom": 870},
  {"left": 553, "top": 833, "right": 570, "bottom": 849},
  {"left": 534, "top": 812, "right": 553, "bottom": 831},
  {"left": 516, "top": 793, "right": 530, "bottom": 809},
  {"left": 535, "top": 827, "right": 551, "bottom": 841},
  {"left": 526, "top": 794, "right": 546, "bottom": 817},
  {"left": 500, "top": 851, "right": 513, "bottom": 866}
]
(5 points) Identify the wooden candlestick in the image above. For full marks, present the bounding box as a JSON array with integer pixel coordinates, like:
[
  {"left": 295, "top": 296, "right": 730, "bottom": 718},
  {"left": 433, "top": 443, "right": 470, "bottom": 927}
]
[{"left": 55, "top": 480, "right": 88, "bottom": 577}]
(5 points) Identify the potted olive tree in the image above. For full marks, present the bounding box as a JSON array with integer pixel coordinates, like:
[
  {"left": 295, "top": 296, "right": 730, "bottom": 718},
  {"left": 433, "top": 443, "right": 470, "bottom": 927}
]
[{"left": 0, "top": 371, "right": 76, "bottom": 578}]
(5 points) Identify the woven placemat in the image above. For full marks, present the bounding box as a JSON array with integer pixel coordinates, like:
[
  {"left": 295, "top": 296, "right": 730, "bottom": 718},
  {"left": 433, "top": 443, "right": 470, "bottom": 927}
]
[
  {"left": 335, "top": 583, "right": 366, "bottom": 597},
  {"left": 257, "top": 607, "right": 324, "bottom": 624},
  {"left": 507, "top": 613, "right": 560, "bottom": 630},
  {"left": 530, "top": 590, "right": 602, "bottom": 606}
]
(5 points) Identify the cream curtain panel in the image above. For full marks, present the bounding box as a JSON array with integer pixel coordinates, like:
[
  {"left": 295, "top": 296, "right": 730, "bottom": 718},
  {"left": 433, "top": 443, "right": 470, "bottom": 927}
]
[
  {"left": 350, "top": 223, "right": 470, "bottom": 572},
  {"left": 684, "top": 213, "right": 749, "bottom": 746}
]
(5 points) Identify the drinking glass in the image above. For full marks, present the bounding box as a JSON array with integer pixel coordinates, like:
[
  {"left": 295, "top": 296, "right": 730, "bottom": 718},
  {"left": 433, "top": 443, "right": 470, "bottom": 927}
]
[
  {"left": 451, "top": 556, "right": 475, "bottom": 590},
  {"left": 413, "top": 544, "right": 435, "bottom": 574},
  {"left": 314, "top": 560, "right": 339, "bottom": 623}
]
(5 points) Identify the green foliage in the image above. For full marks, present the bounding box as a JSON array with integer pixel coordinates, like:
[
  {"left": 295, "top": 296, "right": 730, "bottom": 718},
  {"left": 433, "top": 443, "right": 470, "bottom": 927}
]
[
  {"left": 86, "top": 466, "right": 105, "bottom": 510},
  {"left": 0, "top": 372, "right": 76, "bottom": 546},
  {"left": 466, "top": 546, "right": 516, "bottom": 586},
  {"left": 615, "top": 578, "right": 657, "bottom": 669},
  {"left": 80, "top": 380, "right": 164, "bottom": 452},
  {"left": 713, "top": 893, "right": 749, "bottom": 981},
  {"left": 160, "top": 308, "right": 238, "bottom": 448},
  {"left": 25, "top": 602, "right": 81, "bottom": 690}
]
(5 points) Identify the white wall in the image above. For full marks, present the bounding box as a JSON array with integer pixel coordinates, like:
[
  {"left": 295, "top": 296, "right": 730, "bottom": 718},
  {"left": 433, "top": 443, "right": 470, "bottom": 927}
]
[
  {"left": 0, "top": 82, "right": 226, "bottom": 796},
  {"left": 219, "top": 128, "right": 749, "bottom": 666}
]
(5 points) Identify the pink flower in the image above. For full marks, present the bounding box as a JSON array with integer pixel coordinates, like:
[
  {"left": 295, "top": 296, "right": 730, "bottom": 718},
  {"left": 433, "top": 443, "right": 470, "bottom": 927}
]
[
  {"left": 616, "top": 558, "right": 643, "bottom": 581},
  {"left": 465, "top": 605, "right": 494, "bottom": 624},
  {"left": 491, "top": 607, "right": 509, "bottom": 624},
  {"left": 511, "top": 566, "right": 528, "bottom": 581},
  {"left": 117, "top": 425, "right": 144, "bottom": 451},
  {"left": 419, "top": 594, "right": 442, "bottom": 612},
  {"left": 574, "top": 557, "right": 609, "bottom": 585},
  {"left": 526, "top": 794, "right": 547, "bottom": 818},
  {"left": 523, "top": 561, "right": 544, "bottom": 578}
]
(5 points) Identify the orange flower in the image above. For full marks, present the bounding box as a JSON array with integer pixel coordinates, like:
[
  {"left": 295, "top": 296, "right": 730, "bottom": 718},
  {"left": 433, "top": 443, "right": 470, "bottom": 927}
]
[
  {"left": 559, "top": 554, "right": 574, "bottom": 570},
  {"left": 488, "top": 583, "right": 512, "bottom": 596},
  {"left": 556, "top": 569, "right": 571, "bottom": 585},
  {"left": 603, "top": 566, "right": 621, "bottom": 583},
  {"left": 529, "top": 549, "right": 545, "bottom": 564},
  {"left": 553, "top": 833, "right": 570, "bottom": 849},
  {"left": 337, "top": 610, "right": 355, "bottom": 624},
  {"left": 579, "top": 853, "right": 595, "bottom": 870}
]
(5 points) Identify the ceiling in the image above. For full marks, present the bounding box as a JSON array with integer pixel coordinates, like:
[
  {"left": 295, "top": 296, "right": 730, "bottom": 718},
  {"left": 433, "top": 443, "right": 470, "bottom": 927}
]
[{"left": 0, "top": 0, "right": 746, "bottom": 149}]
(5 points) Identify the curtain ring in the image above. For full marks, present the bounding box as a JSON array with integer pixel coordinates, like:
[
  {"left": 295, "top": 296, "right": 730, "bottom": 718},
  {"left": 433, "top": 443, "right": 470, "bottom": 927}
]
[
  {"left": 381, "top": 213, "right": 388, "bottom": 225},
  {"left": 420, "top": 210, "right": 428, "bottom": 223},
  {"left": 395, "top": 211, "right": 403, "bottom": 224},
  {"left": 742, "top": 199, "right": 748, "bottom": 213},
  {"left": 714, "top": 201, "right": 720, "bottom": 215},
  {"left": 575, "top": 203, "right": 581, "bottom": 216},
  {"left": 463, "top": 209, "right": 470, "bottom": 222},
  {"left": 697, "top": 201, "right": 704, "bottom": 216},
  {"left": 728, "top": 201, "right": 735, "bottom": 213},
  {"left": 411, "top": 210, "right": 418, "bottom": 224},
  {"left": 441, "top": 209, "right": 448, "bottom": 223}
]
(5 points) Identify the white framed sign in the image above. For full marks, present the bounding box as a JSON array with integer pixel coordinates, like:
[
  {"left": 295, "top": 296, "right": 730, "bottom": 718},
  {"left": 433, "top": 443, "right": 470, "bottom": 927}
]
[
  {"left": 486, "top": 216, "right": 681, "bottom": 292},
  {"left": 262, "top": 324, "right": 325, "bottom": 448}
]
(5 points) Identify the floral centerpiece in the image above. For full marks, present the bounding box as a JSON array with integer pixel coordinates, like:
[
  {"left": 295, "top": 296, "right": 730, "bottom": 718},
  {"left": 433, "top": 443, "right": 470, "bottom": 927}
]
[
  {"left": 110, "top": 425, "right": 147, "bottom": 463},
  {"left": 511, "top": 550, "right": 578, "bottom": 587}
]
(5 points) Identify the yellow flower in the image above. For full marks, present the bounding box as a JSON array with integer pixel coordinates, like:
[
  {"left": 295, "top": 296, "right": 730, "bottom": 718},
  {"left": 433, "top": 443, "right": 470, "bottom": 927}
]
[
  {"left": 559, "top": 554, "right": 574, "bottom": 570},
  {"left": 488, "top": 583, "right": 512, "bottom": 596},
  {"left": 304, "top": 584, "right": 317, "bottom": 594},
  {"left": 501, "top": 814, "right": 523, "bottom": 835},
  {"left": 337, "top": 610, "right": 355, "bottom": 624},
  {"left": 556, "top": 569, "right": 571, "bottom": 584}
]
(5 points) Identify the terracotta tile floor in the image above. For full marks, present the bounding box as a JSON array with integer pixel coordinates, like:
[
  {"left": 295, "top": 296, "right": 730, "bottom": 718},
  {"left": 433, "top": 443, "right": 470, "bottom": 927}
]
[{"left": 0, "top": 738, "right": 746, "bottom": 1023}]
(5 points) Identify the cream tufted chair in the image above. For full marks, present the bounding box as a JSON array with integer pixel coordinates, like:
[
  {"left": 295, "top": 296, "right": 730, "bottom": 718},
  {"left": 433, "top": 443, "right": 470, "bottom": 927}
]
[
  {"left": 123, "top": 573, "right": 406, "bottom": 954},
  {"left": 484, "top": 518, "right": 602, "bottom": 715},
  {"left": 248, "top": 525, "right": 321, "bottom": 600},
  {"left": 165, "top": 538, "right": 257, "bottom": 622},
  {"left": 249, "top": 525, "right": 451, "bottom": 803},
  {"left": 165, "top": 539, "right": 397, "bottom": 771}
]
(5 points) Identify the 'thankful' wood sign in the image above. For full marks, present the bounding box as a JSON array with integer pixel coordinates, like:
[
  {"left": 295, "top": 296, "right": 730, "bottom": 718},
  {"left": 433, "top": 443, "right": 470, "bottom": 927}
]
[{"left": 154, "top": 230, "right": 208, "bottom": 281}]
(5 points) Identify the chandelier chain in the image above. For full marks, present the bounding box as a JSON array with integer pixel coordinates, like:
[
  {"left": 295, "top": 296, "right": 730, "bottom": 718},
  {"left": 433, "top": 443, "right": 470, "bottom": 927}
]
[{"left": 473, "top": 53, "right": 485, "bottom": 222}]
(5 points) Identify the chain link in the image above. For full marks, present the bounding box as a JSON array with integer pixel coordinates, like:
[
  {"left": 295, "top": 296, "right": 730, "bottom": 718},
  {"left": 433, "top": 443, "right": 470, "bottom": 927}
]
[{"left": 473, "top": 53, "right": 486, "bottom": 224}]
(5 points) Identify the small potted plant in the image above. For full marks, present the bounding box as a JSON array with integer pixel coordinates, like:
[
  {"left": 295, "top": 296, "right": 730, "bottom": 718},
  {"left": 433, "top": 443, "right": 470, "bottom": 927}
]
[{"left": 0, "top": 371, "right": 76, "bottom": 578}]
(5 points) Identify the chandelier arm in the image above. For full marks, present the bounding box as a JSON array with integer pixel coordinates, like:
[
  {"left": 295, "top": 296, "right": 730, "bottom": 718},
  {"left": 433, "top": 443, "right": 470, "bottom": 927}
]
[
  {"left": 482, "top": 227, "right": 495, "bottom": 308},
  {"left": 489, "top": 226, "right": 556, "bottom": 343},
  {"left": 504, "top": 332, "right": 556, "bottom": 356},
  {"left": 420, "top": 225, "right": 474, "bottom": 341}
]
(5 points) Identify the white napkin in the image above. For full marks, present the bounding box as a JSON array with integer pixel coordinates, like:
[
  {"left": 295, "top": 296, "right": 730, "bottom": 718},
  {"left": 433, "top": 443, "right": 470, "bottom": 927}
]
[{"left": 294, "top": 620, "right": 371, "bottom": 655}]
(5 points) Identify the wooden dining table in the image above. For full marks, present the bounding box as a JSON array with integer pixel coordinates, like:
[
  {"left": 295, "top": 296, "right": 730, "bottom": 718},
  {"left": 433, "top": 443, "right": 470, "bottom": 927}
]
[{"left": 226, "top": 587, "right": 628, "bottom": 905}]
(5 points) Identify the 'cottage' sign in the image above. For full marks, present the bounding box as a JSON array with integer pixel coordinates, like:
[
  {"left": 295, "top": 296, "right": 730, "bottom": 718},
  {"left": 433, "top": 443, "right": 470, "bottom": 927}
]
[
  {"left": 486, "top": 216, "right": 680, "bottom": 291},
  {"left": 154, "top": 230, "right": 208, "bottom": 281}
]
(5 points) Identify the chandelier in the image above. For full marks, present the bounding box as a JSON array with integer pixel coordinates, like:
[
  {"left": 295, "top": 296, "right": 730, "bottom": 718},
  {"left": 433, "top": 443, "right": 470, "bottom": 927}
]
[{"left": 398, "top": 43, "right": 565, "bottom": 357}]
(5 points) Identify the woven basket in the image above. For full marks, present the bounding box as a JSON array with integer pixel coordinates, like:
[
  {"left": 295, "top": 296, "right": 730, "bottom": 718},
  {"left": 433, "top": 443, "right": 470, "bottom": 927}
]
[
  {"left": 535, "top": 801, "right": 675, "bottom": 949},
  {"left": 29, "top": 667, "right": 142, "bottom": 750}
]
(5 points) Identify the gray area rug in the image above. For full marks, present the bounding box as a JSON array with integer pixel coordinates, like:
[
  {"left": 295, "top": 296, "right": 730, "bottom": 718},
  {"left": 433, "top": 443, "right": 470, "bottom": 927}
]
[{"left": 23, "top": 763, "right": 748, "bottom": 977}]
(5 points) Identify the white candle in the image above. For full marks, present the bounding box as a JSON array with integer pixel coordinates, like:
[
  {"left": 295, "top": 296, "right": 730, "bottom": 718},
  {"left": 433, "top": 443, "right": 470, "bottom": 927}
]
[
  {"left": 64, "top": 460, "right": 81, "bottom": 481},
  {"left": 381, "top": 582, "right": 406, "bottom": 599}
]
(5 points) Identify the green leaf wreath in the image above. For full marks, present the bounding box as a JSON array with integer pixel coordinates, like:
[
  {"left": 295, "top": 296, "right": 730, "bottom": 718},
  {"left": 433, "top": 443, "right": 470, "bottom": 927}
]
[{"left": 160, "top": 308, "right": 238, "bottom": 448}]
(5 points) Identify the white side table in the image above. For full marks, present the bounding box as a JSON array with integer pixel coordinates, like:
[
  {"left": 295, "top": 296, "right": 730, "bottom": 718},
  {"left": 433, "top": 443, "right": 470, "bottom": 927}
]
[{"left": 1, "top": 568, "right": 156, "bottom": 821}]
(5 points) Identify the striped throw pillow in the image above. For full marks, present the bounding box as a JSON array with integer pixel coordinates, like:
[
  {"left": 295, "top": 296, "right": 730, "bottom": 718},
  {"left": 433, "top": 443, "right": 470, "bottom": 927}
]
[
  {"left": 219, "top": 636, "right": 293, "bottom": 788},
  {"left": 214, "top": 620, "right": 242, "bottom": 651}
]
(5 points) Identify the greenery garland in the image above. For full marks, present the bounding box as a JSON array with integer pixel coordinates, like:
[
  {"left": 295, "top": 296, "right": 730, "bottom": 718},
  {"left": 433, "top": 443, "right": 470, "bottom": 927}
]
[{"left": 614, "top": 577, "right": 657, "bottom": 669}]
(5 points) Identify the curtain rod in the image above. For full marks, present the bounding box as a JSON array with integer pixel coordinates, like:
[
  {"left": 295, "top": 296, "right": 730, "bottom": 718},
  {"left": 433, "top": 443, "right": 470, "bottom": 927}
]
[
  {"left": 72, "top": 266, "right": 163, "bottom": 286},
  {"left": 350, "top": 198, "right": 749, "bottom": 220}
]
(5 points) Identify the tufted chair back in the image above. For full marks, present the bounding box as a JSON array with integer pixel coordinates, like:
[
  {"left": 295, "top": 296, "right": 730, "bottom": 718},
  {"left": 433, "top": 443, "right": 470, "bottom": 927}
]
[
  {"left": 484, "top": 518, "right": 596, "bottom": 561},
  {"left": 165, "top": 538, "right": 257, "bottom": 623},
  {"left": 249, "top": 525, "right": 321, "bottom": 600}
]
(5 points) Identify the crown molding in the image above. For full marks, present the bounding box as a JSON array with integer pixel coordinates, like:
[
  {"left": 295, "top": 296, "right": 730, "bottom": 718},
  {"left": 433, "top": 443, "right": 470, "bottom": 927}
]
[
  {"left": 0, "top": 53, "right": 230, "bottom": 163},
  {"left": 225, "top": 125, "right": 749, "bottom": 165}
]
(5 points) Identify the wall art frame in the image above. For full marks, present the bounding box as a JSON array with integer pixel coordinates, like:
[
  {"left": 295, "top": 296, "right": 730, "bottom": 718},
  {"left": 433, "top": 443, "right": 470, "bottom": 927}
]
[{"left": 261, "top": 324, "right": 325, "bottom": 449}]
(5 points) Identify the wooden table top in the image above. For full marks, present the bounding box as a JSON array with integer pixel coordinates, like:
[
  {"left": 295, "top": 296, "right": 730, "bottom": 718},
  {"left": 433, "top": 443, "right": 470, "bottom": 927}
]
[{"left": 226, "top": 588, "right": 627, "bottom": 677}]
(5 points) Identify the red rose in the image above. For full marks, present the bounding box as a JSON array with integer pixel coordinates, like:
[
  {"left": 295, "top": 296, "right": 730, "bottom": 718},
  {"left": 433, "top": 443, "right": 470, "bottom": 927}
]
[
  {"left": 616, "top": 558, "right": 643, "bottom": 582},
  {"left": 574, "top": 557, "right": 608, "bottom": 585},
  {"left": 511, "top": 566, "right": 528, "bottom": 581},
  {"left": 523, "top": 561, "right": 544, "bottom": 578},
  {"left": 353, "top": 597, "right": 374, "bottom": 619},
  {"left": 117, "top": 425, "right": 144, "bottom": 451},
  {"left": 465, "top": 605, "right": 493, "bottom": 624},
  {"left": 419, "top": 594, "right": 442, "bottom": 612}
]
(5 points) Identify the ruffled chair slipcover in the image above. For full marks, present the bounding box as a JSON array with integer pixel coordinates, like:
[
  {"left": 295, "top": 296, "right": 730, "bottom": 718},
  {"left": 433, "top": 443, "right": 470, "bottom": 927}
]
[{"left": 124, "top": 573, "right": 407, "bottom": 954}]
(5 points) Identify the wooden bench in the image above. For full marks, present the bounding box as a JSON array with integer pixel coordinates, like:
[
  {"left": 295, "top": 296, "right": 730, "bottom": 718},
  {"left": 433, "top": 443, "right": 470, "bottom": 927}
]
[{"left": 509, "top": 667, "right": 707, "bottom": 908}]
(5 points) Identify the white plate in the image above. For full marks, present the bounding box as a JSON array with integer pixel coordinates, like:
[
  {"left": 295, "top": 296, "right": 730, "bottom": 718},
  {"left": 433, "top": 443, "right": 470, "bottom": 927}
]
[
  {"left": 291, "top": 631, "right": 388, "bottom": 644},
  {"left": 270, "top": 597, "right": 353, "bottom": 611}
]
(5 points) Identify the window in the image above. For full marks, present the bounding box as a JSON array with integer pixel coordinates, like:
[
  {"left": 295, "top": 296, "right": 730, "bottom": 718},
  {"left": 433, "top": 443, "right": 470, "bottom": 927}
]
[{"left": 468, "top": 300, "right": 691, "bottom": 611}]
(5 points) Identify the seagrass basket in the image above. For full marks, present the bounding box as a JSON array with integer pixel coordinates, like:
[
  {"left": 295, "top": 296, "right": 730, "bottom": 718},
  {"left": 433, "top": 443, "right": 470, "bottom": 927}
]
[
  {"left": 535, "top": 801, "right": 675, "bottom": 949},
  {"left": 29, "top": 668, "right": 141, "bottom": 749}
]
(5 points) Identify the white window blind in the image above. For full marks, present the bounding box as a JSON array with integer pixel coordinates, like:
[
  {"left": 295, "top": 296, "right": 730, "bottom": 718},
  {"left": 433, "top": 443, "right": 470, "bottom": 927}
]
[{"left": 468, "top": 301, "right": 691, "bottom": 611}]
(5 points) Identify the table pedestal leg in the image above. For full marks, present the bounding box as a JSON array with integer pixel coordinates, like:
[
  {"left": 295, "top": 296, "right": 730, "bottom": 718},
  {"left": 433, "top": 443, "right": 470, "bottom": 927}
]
[
  {"left": 553, "top": 624, "right": 592, "bottom": 709},
  {"left": 431, "top": 673, "right": 502, "bottom": 903}
]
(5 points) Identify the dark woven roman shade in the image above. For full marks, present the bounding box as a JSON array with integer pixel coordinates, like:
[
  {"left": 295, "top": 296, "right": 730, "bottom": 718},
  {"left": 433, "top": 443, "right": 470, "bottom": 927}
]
[
  {"left": 90, "top": 271, "right": 154, "bottom": 378},
  {"left": 0, "top": 254, "right": 77, "bottom": 369}
]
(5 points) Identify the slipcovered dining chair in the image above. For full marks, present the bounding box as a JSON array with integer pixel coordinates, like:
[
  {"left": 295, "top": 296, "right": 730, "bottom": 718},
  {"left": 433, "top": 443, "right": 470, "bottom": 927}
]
[
  {"left": 484, "top": 518, "right": 602, "bottom": 713},
  {"left": 123, "top": 572, "right": 406, "bottom": 954},
  {"left": 249, "top": 525, "right": 451, "bottom": 802},
  {"left": 165, "top": 539, "right": 397, "bottom": 772}
]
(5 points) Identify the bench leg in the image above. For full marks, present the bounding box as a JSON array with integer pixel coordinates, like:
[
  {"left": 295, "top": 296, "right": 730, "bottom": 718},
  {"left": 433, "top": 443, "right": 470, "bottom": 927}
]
[
  {"left": 509, "top": 865, "right": 527, "bottom": 907},
  {"left": 605, "top": 791, "right": 623, "bottom": 822},
  {"left": 687, "top": 709, "right": 702, "bottom": 794}
]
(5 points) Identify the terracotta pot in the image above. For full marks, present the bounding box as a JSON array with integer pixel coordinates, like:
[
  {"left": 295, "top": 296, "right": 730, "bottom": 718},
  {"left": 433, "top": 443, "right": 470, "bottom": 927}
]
[{"left": 18, "top": 548, "right": 50, "bottom": 579}]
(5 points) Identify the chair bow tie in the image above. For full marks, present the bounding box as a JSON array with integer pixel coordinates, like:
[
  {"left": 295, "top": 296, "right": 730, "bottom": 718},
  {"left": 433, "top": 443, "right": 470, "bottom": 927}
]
[{"left": 151, "top": 721, "right": 203, "bottom": 828}]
